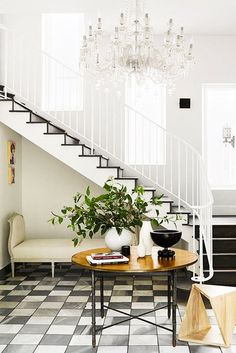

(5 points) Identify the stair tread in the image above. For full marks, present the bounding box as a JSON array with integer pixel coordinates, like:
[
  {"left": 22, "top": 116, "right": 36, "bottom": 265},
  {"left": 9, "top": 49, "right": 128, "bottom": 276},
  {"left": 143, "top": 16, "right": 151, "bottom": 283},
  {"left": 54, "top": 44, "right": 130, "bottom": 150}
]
[
  {"left": 9, "top": 109, "right": 30, "bottom": 113},
  {"left": 78, "top": 154, "right": 109, "bottom": 160},
  {"left": 26, "top": 121, "right": 47, "bottom": 124},
  {"left": 115, "top": 177, "right": 138, "bottom": 180},
  {"left": 97, "top": 166, "right": 123, "bottom": 170},
  {"left": 168, "top": 206, "right": 191, "bottom": 214},
  {"left": 61, "top": 143, "right": 81, "bottom": 146},
  {"left": 44, "top": 132, "right": 65, "bottom": 135}
]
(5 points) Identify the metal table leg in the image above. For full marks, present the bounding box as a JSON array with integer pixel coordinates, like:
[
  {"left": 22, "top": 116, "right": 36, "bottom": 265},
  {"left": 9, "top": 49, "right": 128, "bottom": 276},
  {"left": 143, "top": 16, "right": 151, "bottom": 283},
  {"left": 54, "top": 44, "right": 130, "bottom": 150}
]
[
  {"left": 172, "top": 270, "right": 177, "bottom": 347},
  {"left": 91, "top": 270, "right": 96, "bottom": 348},
  {"left": 168, "top": 274, "right": 171, "bottom": 319},
  {"left": 100, "top": 276, "right": 104, "bottom": 318}
]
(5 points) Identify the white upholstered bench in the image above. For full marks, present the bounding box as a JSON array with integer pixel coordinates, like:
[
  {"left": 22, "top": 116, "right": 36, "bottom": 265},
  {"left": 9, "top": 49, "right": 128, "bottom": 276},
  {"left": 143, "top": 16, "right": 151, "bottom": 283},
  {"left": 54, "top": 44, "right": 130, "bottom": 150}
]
[{"left": 8, "top": 214, "right": 105, "bottom": 277}]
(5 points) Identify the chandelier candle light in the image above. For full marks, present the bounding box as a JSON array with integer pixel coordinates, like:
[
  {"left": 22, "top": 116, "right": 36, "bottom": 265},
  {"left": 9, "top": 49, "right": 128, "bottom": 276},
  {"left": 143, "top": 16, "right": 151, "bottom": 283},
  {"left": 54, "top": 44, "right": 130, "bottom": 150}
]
[{"left": 80, "top": 0, "right": 194, "bottom": 88}]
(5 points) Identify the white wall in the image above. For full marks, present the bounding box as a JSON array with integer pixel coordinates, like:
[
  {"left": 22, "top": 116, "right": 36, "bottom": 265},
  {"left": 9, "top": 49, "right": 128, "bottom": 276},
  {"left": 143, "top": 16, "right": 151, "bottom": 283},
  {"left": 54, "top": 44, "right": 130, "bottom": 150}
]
[
  {"left": 21, "top": 138, "right": 103, "bottom": 238},
  {"left": 0, "top": 123, "right": 22, "bottom": 269},
  {"left": 165, "top": 36, "right": 236, "bottom": 212}
]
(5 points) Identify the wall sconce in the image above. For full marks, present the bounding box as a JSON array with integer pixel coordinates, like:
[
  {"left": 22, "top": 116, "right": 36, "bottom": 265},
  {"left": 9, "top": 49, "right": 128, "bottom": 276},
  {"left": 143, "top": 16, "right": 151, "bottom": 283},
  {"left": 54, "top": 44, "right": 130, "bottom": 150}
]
[{"left": 223, "top": 127, "right": 235, "bottom": 148}]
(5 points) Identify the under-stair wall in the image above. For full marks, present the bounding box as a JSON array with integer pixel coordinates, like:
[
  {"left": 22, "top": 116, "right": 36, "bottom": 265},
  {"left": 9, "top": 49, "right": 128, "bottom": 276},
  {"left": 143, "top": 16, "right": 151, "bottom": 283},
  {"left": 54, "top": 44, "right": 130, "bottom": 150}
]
[{"left": 0, "top": 122, "right": 22, "bottom": 269}]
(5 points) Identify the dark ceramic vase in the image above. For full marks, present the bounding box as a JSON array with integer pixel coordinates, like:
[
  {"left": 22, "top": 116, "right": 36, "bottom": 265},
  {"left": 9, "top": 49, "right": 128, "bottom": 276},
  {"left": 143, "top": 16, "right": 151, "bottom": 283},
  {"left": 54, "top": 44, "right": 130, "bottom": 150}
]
[{"left": 150, "top": 229, "right": 182, "bottom": 258}]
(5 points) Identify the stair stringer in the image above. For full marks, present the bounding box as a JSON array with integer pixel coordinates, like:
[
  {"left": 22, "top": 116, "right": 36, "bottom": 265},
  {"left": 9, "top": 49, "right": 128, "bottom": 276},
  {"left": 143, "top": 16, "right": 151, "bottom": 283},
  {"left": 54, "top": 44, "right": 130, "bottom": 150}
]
[{"left": 0, "top": 98, "right": 198, "bottom": 273}]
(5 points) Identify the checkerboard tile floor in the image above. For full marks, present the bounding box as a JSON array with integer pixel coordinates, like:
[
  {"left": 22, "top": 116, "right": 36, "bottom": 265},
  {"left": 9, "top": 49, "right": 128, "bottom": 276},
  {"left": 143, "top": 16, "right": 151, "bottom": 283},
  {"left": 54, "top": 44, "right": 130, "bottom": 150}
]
[{"left": 0, "top": 263, "right": 230, "bottom": 353}]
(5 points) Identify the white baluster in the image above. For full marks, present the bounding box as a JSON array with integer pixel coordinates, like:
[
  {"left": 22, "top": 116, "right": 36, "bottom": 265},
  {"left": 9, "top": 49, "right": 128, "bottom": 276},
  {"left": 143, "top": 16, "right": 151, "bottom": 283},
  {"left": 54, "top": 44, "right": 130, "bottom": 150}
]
[
  {"left": 98, "top": 88, "right": 102, "bottom": 147},
  {"left": 192, "top": 151, "right": 194, "bottom": 206},
  {"left": 148, "top": 120, "right": 151, "bottom": 179},
  {"left": 113, "top": 94, "right": 115, "bottom": 155},
  {"left": 196, "top": 159, "right": 199, "bottom": 208},
  {"left": 185, "top": 146, "right": 188, "bottom": 203},
  {"left": 91, "top": 85, "right": 94, "bottom": 154},
  {"left": 170, "top": 135, "right": 173, "bottom": 193},
  {"left": 163, "top": 130, "right": 166, "bottom": 189},
  {"left": 4, "top": 29, "right": 8, "bottom": 98},
  {"left": 105, "top": 88, "right": 109, "bottom": 151}
]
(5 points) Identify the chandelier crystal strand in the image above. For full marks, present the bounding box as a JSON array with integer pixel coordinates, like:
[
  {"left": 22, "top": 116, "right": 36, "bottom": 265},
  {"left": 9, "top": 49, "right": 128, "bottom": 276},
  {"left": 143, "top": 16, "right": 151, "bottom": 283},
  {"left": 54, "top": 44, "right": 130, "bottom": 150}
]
[{"left": 79, "top": 0, "right": 194, "bottom": 88}]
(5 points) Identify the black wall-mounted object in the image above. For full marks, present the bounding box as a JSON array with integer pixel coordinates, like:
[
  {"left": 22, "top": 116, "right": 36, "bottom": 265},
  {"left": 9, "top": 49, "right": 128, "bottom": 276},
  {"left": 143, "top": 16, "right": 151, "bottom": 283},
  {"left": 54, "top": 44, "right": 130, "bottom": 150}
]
[{"left": 179, "top": 98, "right": 191, "bottom": 109}]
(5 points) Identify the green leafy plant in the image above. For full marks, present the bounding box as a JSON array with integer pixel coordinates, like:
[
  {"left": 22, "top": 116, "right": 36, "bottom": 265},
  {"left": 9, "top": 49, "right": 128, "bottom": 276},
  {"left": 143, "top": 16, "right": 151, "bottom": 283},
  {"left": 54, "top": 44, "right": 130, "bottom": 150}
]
[{"left": 50, "top": 177, "right": 179, "bottom": 246}]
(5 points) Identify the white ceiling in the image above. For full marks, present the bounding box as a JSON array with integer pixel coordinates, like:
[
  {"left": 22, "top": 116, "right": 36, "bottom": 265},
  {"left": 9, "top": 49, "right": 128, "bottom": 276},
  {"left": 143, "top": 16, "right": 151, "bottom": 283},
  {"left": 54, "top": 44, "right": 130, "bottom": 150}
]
[
  {"left": 87, "top": 0, "right": 236, "bottom": 35},
  {"left": 1, "top": 0, "right": 236, "bottom": 35}
]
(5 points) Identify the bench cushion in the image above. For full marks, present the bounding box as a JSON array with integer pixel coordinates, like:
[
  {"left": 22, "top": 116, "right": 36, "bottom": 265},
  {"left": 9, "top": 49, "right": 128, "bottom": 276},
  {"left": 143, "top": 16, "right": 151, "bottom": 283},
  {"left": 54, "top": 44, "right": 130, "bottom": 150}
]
[{"left": 12, "top": 238, "right": 106, "bottom": 261}]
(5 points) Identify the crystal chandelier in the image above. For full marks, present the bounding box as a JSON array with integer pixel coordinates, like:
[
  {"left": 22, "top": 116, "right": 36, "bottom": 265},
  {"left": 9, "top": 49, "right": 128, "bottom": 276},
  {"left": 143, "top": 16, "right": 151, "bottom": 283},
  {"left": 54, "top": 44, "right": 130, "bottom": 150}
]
[{"left": 79, "top": 0, "right": 194, "bottom": 87}]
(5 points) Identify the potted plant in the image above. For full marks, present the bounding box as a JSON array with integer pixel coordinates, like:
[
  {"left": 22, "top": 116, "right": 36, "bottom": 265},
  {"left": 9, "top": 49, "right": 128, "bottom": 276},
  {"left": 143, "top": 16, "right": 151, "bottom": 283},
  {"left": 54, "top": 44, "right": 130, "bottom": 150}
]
[{"left": 50, "top": 177, "right": 168, "bottom": 251}]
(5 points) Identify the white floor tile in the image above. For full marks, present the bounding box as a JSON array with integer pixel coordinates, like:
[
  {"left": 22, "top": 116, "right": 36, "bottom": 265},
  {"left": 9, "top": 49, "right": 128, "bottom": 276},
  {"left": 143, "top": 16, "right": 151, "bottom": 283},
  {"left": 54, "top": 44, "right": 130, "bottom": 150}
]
[
  {"left": 159, "top": 346, "right": 189, "bottom": 353},
  {"left": 222, "top": 347, "right": 236, "bottom": 353},
  {"left": 95, "top": 290, "right": 112, "bottom": 296},
  {"left": 97, "top": 346, "right": 127, "bottom": 353},
  {"left": 57, "top": 309, "right": 83, "bottom": 317},
  {"left": 47, "top": 325, "right": 76, "bottom": 335},
  {"left": 10, "top": 308, "right": 36, "bottom": 316},
  {"left": 21, "top": 281, "right": 40, "bottom": 285},
  {"left": 107, "top": 309, "right": 131, "bottom": 317},
  {"left": 8, "top": 290, "right": 31, "bottom": 296},
  {"left": 34, "top": 345, "right": 67, "bottom": 353},
  {"left": 70, "top": 335, "right": 100, "bottom": 345},
  {"left": 27, "top": 317, "right": 54, "bottom": 325},
  {"left": 39, "top": 302, "right": 63, "bottom": 309},
  {"left": 66, "top": 296, "right": 88, "bottom": 303},
  {"left": 110, "top": 296, "right": 132, "bottom": 303},
  {"left": 153, "top": 285, "right": 168, "bottom": 290},
  {"left": 0, "top": 285, "right": 16, "bottom": 290},
  {"left": 34, "top": 285, "right": 55, "bottom": 291},
  {"left": 23, "top": 296, "right": 46, "bottom": 302},
  {"left": 11, "top": 333, "right": 43, "bottom": 344},
  {"left": 129, "top": 335, "right": 158, "bottom": 345},
  {"left": 0, "top": 302, "right": 18, "bottom": 308},
  {"left": 133, "top": 290, "right": 153, "bottom": 296},
  {"left": 102, "top": 325, "right": 129, "bottom": 335},
  {"left": 131, "top": 302, "right": 154, "bottom": 309},
  {"left": 0, "top": 324, "right": 23, "bottom": 334},
  {"left": 130, "top": 317, "right": 156, "bottom": 325},
  {"left": 74, "top": 285, "right": 91, "bottom": 291},
  {"left": 58, "top": 281, "right": 77, "bottom": 286},
  {"left": 113, "top": 285, "right": 133, "bottom": 290},
  {"left": 49, "top": 291, "right": 71, "bottom": 296},
  {"left": 78, "top": 317, "right": 105, "bottom": 325},
  {"left": 0, "top": 345, "right": 6, "bottom": 353}
]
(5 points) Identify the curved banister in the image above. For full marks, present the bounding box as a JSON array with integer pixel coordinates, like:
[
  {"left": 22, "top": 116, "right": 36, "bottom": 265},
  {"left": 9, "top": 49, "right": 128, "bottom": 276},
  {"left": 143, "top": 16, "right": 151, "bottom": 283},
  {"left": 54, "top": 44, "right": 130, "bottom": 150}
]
[{"left": 0, "top": 26, "right": 213, "bottom": 282}]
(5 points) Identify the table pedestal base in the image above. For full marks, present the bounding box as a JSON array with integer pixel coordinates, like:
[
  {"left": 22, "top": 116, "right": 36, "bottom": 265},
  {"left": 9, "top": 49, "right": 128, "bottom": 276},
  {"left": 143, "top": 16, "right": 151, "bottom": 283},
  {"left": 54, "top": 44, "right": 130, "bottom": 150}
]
[{"left": 91, "top": 270, "right": 177, "bottom": 348}]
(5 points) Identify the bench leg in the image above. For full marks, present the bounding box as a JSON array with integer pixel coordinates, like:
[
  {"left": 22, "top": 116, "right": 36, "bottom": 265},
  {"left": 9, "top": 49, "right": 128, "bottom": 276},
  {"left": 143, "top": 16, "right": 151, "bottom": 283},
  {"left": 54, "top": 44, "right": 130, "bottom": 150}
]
[
  {"left": 11, "top": 260, "right": 15, "bottom": 278},
  {"left": 51, "top": 262, "right": 55, "bottom": 278}
]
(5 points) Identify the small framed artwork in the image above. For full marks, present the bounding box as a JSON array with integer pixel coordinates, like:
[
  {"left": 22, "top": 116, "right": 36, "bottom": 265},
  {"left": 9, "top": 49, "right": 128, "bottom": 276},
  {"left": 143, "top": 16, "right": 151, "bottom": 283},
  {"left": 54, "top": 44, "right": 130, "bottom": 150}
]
[
  {"left": 8, "top": 166, "right": 15, "bottom": 184},
  {"left": 8, "top": 141, "right": 16, "bottom": 184}
]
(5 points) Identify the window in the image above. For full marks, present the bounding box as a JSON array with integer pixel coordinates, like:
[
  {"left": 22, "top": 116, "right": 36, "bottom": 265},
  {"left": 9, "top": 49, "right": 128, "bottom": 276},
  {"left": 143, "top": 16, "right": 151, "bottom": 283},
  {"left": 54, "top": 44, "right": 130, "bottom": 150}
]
[
  {"left": 125, "top": 78, "right": 166, "bottom": 165},
  {"left": 41, "top": 13, "right": 84, "bottom": 111},
  {"left": 203, "top": 84, "right": 236, "bottom": 189}
]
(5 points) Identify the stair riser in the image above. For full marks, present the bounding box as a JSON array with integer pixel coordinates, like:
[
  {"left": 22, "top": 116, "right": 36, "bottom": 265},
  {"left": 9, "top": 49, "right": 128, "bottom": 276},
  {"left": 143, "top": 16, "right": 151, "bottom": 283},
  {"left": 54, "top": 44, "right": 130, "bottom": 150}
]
[
  {"left": 204, "top": 272, "right": 236, "bottom": 286},
  {"left": 212, "top": 225, "right": 236, "bottom": 238},
  {"left": 195, "top": 225, "right": 236, "bottom": 238},
  {"left": 203, "top": 254, "right": 236, "bottom": 269},
  {"left": 203, "top": 239, "right": 236, "bottom": 253}
]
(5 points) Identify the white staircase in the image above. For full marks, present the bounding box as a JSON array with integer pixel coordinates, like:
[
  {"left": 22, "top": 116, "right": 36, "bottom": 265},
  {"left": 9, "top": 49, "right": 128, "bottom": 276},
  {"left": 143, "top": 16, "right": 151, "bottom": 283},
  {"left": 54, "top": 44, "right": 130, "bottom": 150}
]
[{"left": 0, "top": 26, "right": 214, "bottom": 282}]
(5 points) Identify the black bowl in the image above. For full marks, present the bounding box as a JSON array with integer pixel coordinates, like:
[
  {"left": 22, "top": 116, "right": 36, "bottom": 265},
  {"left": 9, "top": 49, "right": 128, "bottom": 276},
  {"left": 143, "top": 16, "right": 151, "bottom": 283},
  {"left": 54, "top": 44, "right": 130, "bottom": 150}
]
[{"left": 150, "top": 229, "right": 182, "bottom": 249}]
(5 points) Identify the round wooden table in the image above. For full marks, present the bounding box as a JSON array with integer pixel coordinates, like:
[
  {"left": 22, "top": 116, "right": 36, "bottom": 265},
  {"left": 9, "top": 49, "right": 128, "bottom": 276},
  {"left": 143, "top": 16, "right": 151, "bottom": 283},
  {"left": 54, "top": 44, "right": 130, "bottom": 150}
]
[{"left": 72, "top": 246, "right": 198, "bottom": 348}]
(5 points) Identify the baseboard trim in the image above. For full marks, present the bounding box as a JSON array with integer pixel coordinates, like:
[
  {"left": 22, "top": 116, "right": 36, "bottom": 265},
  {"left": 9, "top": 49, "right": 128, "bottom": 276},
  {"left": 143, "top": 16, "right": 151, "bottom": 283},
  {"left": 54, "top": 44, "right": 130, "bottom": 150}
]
[{"left": 0, "top": 264, "right": 11, "bottom": 279}]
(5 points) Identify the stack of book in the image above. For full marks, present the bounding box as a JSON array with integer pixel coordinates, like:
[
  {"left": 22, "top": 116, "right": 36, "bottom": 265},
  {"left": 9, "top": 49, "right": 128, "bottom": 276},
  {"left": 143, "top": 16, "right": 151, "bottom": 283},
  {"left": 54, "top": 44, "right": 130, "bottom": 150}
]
[{"left": 86, "top": 251, "right": 129, "bottom": 265}]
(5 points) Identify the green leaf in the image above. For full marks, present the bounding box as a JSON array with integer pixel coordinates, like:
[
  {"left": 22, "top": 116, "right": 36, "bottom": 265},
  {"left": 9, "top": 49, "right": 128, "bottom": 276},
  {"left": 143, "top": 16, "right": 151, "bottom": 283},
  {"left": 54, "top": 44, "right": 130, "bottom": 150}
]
[{"left": 58, "top": 217, "right": 63, "bottom": 224}]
